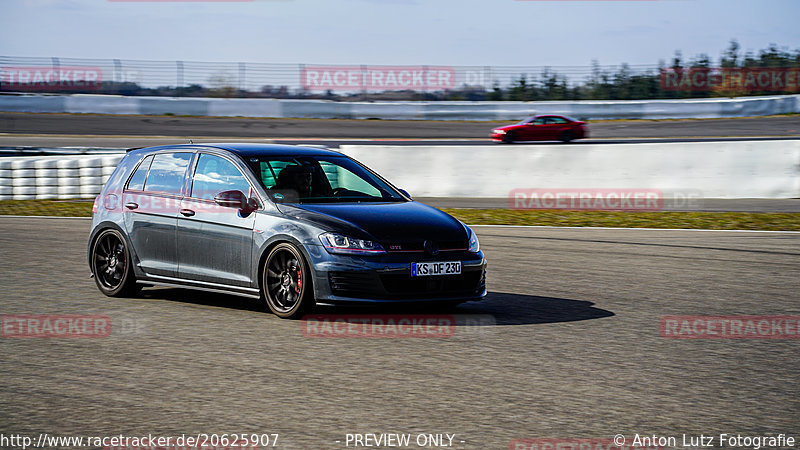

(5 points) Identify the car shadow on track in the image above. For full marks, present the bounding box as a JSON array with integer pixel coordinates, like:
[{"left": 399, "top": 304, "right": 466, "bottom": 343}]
[
  {"left": 457, "top": 291, "right": 614, "bottom": 325},
  {"left": 136, "top": 287, "right": 265, "bottom": 312},
  {"left": 314, "top": 292, "right": 614, "bottom": 326},
  {"left": 135, "top": 288, "right": 613, "bottom": 326}
]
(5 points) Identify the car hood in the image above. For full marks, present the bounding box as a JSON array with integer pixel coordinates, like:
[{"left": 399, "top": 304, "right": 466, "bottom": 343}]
[{"left": 277, "top": 201, "right": 468, "bottom": 245}]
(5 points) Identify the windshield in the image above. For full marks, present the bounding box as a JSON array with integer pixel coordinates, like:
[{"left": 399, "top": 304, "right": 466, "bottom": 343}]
[{"left": 247, "top": 155, "right": 406, "bottom": 204}]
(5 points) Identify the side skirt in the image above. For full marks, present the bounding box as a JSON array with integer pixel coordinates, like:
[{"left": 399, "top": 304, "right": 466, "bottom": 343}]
[{"left": 138, "top": 274, "right": 262, "bottom": 300}]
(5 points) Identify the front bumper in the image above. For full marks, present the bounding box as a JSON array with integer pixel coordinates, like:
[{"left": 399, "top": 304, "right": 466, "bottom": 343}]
[
  {"left": 490, "top": 131, "right": 506, "bottom": 141},
  {"left": 307, "top": 245, "right": 487, "bottom": 304}
]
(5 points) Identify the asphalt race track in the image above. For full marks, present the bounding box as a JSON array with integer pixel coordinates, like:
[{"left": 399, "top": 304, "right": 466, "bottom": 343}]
[
  {"left": 1, "top": 217, "right": 798, "bottom": 449},
  {"left": 1, "top": 112, "right": 799, "bottom": 140},
  {"left": 1, "top": 112, "right": 798, "bottom": 152}
]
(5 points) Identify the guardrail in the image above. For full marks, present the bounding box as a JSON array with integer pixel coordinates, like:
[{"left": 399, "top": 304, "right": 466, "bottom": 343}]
[
  {"left": 1, "top": 93, "right": 799, "bottom": 120},
  {"left": 1, "top": 141, "right": 798, "bottom": 201}
]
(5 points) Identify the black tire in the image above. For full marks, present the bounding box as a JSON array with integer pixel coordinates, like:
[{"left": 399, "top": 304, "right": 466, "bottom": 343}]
[
  {"left": 559, "top": 131, "right": 574, "bottom": 143},
  {"left": 91, "top": 229, "right": 140, "bottom": 297},
  {"left": 502, "top": 132, "right": 516, "bottom": 144},
  {"left": 261, "top": 243, "right": 314, "bottom": 319}
]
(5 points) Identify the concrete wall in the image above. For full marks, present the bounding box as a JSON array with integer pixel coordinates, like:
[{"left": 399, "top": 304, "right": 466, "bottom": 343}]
[
  {"left": 1, "top": 141, "right": 798, "bottom": 200},
  {"left": 339, "top": 141, "right": 800, "bottom": 199},
  {"left": 1, "top": 93, "right": 798, "bottom": 120}
]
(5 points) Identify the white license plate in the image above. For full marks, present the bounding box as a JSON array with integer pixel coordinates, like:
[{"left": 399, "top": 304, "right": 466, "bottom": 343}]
[{"left": 411, "top": 261, "right": 462, "bottom": 277}]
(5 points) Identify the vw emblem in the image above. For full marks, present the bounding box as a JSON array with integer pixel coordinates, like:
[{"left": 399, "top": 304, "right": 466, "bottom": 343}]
[{"left": 423, "top": 240, "right": 440, "bottom": 256}]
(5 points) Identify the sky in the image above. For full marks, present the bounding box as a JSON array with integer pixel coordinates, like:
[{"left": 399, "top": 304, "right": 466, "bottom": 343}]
[{"left": 1, "top": 0, "right": 798, "bottom": 68}]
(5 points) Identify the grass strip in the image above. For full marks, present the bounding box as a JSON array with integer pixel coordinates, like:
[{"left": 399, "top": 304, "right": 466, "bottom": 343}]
[
  {"left": 1, "top": 201, "right": 798, "bottom": 231},
  {"left": 0, "top": 200, "right": 93, "bottom": 217}
]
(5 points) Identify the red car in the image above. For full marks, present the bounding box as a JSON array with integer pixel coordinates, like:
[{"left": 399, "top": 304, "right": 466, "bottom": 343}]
[{"left": 491, "top": 115, "right": 588, "bottom": 143}]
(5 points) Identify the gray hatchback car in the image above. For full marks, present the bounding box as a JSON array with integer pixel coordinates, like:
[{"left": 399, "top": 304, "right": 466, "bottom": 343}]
[{"left": 89, "top": 144, "right": 486, "bottom": 318}]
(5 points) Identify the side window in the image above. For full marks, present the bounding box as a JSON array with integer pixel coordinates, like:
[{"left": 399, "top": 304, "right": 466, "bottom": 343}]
[
  {"left": 549, "top": 117, "right": 568, "bottom": 124},
  {"left": 191, "top": 154, "right": 252, "bottom": 200},
  {"left": 127, "top": 155, "right": 153, "bottom": 191},
  {"left": 258, "top": 160, "right": 292, "bottom": 189},
  {"left": 531, "top": 117, "right": 545, "bottom": 125},
  {"left": 143, "top": 152, "right": 193, "bottom": 195}
]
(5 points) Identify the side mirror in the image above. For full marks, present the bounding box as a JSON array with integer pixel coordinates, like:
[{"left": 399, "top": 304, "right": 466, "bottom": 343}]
[
  {"left": 214, "top": 190, "right": 247, "bottom": 209},
  {"left": 399, "top": 189, "right": 411, "bottom": 199},
  {"left": 245, "top": 197, "right": 260, "bottom": 212}
]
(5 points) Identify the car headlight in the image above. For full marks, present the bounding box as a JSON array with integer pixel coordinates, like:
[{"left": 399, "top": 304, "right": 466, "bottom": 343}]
[
  {"left": 319, "top": 232, "right": 386, "bottom": 255},
  {"left": 492, "top": 129, "right": 506, "bottom": 134},
  {"left": 467, "top": 226, "right": 480, "bottom": 253}
]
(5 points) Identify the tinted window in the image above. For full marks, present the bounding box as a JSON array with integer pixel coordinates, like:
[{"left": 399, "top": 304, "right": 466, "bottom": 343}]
[
  {"left": 127, "top": 155, "right": 152, "bottom": 191},
  {"left": 318, "top": 161, "right": 382, "bottom": 197},
  {"left": 547, "top": 117, "right": 568, "bottom": 124},
  {"left": 191, "top": 154, "right": 252, "bottom": 200},
  {"left": 143, "top": 152, "right": 192, "bottom": 195},
  {"left": 530, "top": 117, "right": 545, "bottom": 125},
  {"left": 249, "top": 155, "right": 403, "bottom": 204}
]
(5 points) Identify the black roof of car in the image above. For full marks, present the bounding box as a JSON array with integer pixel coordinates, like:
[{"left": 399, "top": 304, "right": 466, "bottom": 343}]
[{"left": 128, "top": 143, "right": 342, "bottom": 158}]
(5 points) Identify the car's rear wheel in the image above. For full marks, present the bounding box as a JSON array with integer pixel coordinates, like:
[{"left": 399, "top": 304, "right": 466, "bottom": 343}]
[
  {"left": 262, "top": 243, "right": 314, "bottom": 319},
  {"left": 559, "top": 131, "right": 574, "bottom": 143},
  {"left": 91, "top": 229, "right": 139, "bottom": 297},
  {"left": 502, "top": 131, "right": 516, "bottom": 144}
]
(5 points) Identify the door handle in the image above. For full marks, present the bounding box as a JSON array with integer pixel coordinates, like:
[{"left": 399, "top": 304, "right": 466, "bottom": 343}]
[
  {"left": 125, "top": 202, "right": 138, "bottom": 210},
  {"left": 180, "top": 208, "right": 196, "bottom": 217}
]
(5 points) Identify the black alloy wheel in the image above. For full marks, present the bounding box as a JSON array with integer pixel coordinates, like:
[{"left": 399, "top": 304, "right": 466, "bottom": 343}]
[
  {"left": 262, "top": 243, "right": 314, "bottom": 319},
  {"left": 91, "top": 229, "right": 139, "bottom": 297}
]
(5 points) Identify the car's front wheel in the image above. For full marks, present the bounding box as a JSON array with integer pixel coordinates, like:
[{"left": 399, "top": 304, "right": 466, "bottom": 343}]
[
  {"left": 262, "top": 243, "right": 314, "bottom": 319},
  {"left": 502, "top": 131, "right": 516, "bottom": 144},
  {"left": 91, "top": 229, "right": 139, "bottom": 297}
]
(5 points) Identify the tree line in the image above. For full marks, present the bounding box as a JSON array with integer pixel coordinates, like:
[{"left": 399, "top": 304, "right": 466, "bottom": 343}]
[{"left": 3, "top": 41, "right": 797, "bottom": 101}]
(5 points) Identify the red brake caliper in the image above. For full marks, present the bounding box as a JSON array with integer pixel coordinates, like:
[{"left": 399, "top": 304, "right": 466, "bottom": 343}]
[{"left": 295, "top": 269, "right": 302, "bottom": 293}]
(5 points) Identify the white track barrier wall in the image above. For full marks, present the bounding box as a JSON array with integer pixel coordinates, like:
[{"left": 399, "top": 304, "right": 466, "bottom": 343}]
[
  {"left": 1, "top": 93, "right": 798, "bottom": 120},
  {"left": 339, "top": 141, "right": 800, "bottom": 199},
  {"left": 0, "top": 155, "right": 123, "bottom": 200},
  {"left": 1, "top": 141, "right": 798, "bottom": 200}
]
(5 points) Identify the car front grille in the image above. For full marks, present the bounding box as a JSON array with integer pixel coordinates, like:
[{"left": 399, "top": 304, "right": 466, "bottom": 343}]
[
  {"left": 384, "top": 240, "right": 468, "bottom": 253},
  {"left": 329, "top": 268, "right": 485, "bottom": 300}
]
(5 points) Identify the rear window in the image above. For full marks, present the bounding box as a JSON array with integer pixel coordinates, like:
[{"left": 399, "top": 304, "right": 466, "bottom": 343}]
[
  {"left": 142, "top": 152, "right": 193, "bottom": 195},
  {"left": 126, "top": 155, "right": 153, "bottom": 191}
]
